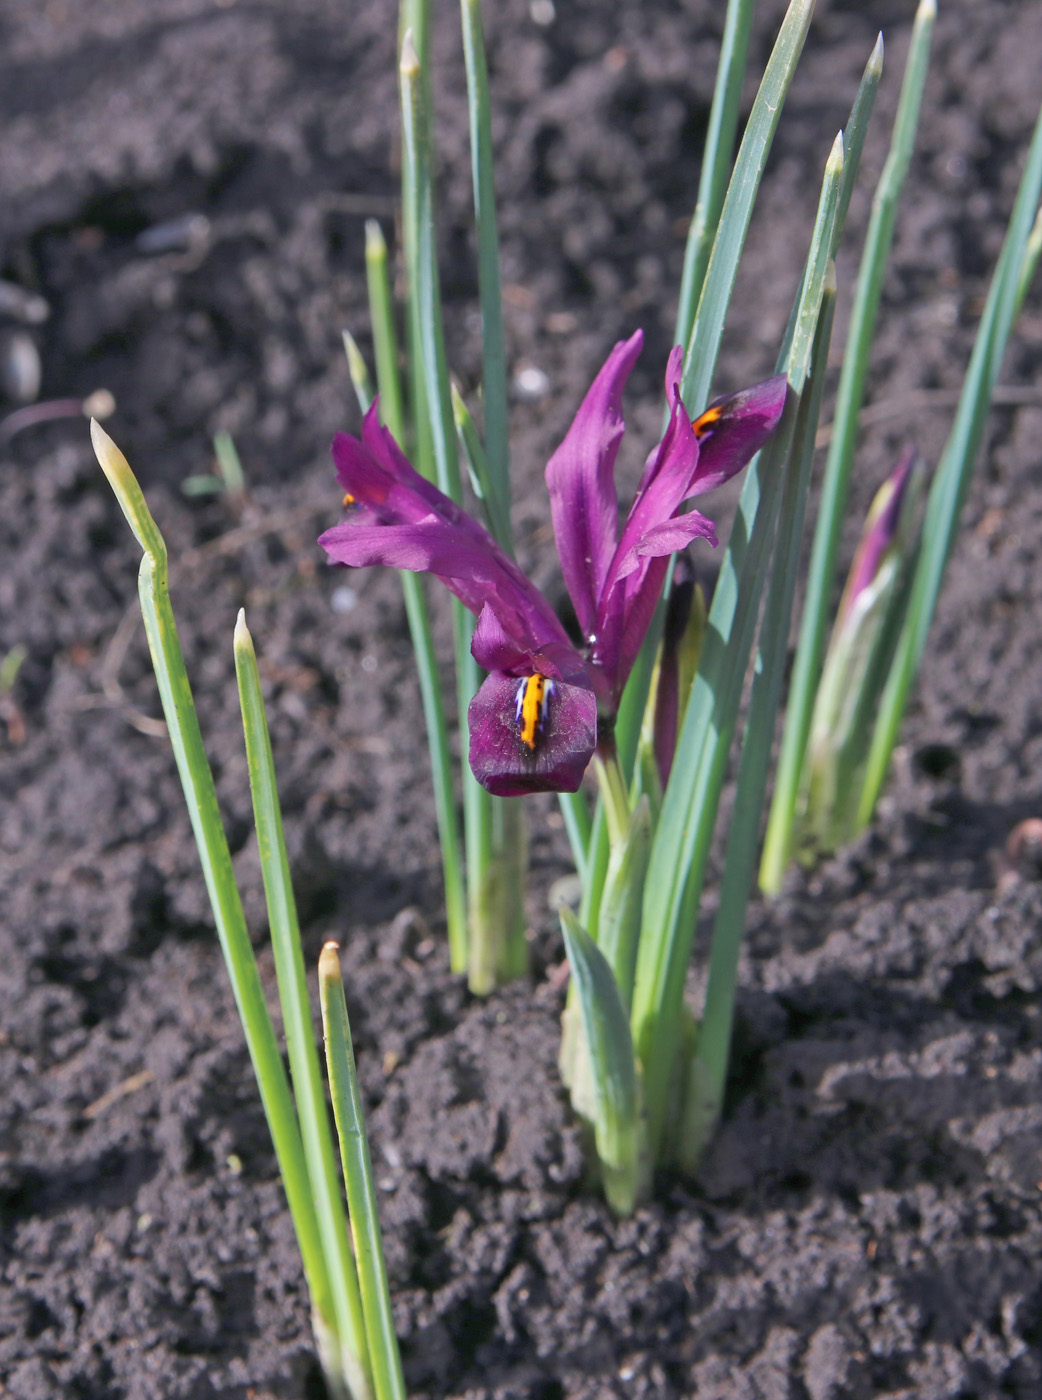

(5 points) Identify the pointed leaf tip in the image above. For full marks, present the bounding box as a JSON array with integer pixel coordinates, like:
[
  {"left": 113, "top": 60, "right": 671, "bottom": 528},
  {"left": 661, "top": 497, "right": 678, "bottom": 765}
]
[
  {"left": 827, "top": 130, "right": 845, "bottom": 175},
  {"left": 400, "top": 28, "right": 420, "bottom": 75},
  {"left": 90, "top": 418, "right": 166, "bottom": 563},
  {"left": 233, "top": 608, "right": 253, "bottom": 653}
]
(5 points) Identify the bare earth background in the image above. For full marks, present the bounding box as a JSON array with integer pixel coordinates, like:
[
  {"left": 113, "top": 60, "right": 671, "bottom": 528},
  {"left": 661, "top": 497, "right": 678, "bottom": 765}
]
[{"left": 2, "top": 0, "right": 1042, "bottom": 1396}]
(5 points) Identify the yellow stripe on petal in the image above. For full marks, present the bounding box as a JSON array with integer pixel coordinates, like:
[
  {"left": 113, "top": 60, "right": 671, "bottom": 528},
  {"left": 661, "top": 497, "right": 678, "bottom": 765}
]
[
  {"left": 515, "top": 674, "right": 554, "bottom": 751},
  {"left": 692, "top": 404, "right": 724, "bottom": 438}
]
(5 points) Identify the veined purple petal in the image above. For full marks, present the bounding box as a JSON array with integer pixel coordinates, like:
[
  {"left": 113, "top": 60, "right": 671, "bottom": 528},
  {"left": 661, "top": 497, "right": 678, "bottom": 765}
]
[
  {"left": 471, "top": 603, "right": 589, "bottom": 684},
  {"left": 468, "top": 670, "right": 597, "bottom": 796},
  {"left": 687, "top": 374, "right": 789, "bottom": 494},
  {"left": 614, "top": 508, "right": 717, "bottom": 579},
  {"left": 545, "top": 330, "right": 643, "bottom": 639}
]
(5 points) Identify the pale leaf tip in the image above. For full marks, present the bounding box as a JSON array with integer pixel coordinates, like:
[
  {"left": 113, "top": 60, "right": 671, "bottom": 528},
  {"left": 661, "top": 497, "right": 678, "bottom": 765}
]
[
  {"left": 318, "top": 940, "right": 342, "bottom": 984},
  {"left": 827, "top": 129, "right": 845, "bottom": 175},
  {"left": 400, "top": 28, "right": 420, "bottom": 76}
]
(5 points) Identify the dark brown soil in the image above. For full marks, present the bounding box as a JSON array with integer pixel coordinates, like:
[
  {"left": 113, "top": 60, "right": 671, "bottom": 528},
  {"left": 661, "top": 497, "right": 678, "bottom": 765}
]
[{"left": 3, "top": 1, "right": 1042, "bottom": 1397}]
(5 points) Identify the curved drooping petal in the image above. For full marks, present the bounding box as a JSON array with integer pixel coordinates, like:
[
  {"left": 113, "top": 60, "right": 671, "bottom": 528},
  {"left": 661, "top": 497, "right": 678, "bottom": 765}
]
[
  {"left": 545, "top": 330, "right": 643, "bottom": 639},
  {"left": 320, "top": 401, "right": 578, "bottom": 667},
  {"left": 471, "top": 603, "right": 592, "bottom": 686},
  {"left": 687, "top": 373, "right": 789, "bottom": 494},
  {"left": 468, "top": 670, "right": 598, "bottom": 796}
]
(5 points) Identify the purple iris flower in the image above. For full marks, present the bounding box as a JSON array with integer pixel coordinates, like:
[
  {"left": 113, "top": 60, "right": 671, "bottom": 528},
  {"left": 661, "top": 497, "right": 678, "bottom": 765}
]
[{"left": 319, "top": 329, "right": 786, "bottom": 797}]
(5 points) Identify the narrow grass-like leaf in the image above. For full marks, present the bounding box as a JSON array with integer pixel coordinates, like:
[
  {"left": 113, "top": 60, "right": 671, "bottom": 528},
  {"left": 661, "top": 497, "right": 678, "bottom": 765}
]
[
  {"left": 618, "top": 0, "right": 814, "bottom": 810},
  {"left": 682, "top": 269, "right": 837, "bottom": 1166},
  {"left": 363, "top": 222, "right": 406, "bottom": 437},
  {"left": 761, "top": 1, "right": 933, "bottom": 892},
  {"left": 595, "top": 796, "right": 652, "bottom": 1010},
  {"left": 348, "top": 308, "right": 468, "bottom": 976},
  {"left": 833, "top": 33, "right": 885, "bottom": 248},
  {"left": 452, "top": 381, "right": 513, "bottom": 549},
  {"left": 233, "top": 614, "right": 369, "bottom": 1383},
  {"left": 343, "top": 330, "right": 375, "bottom": 415},
  {"left": 319, "top": 943, "right": 407, "bottom": 1400},
  {"left": 631, "top": 130, "right": 845, "bottom": 1159},
  {"left": 673, "top": 0, "right": 755, "bottom": 352},
  {"left": 859, "top": 99, "right": 1042, "bottom": 822},
  {"left": 400, "top": 33, "right": 463, "bottom": 508},
  {"left": 460, "top": 0, "right": 511, "bottom": 531},
  {"left": 681, "top": 0, "right": 815, "bottom": 412},
  {"left": 402, "top": 32, "right": 506, "bottom": 994},
  {"left": 90, "top": 422, "right": 370, "bottom": 1400},
  {"left": 560, "top": 909, "right": 646, "bottom": 1215},
  {"left": 1014, "top": 200, "right": 1042, "bottom": 314}
]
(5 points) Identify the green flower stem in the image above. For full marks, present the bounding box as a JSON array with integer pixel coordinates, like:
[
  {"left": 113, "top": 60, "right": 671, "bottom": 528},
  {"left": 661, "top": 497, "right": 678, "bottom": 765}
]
[
  {"left": 673, "top": 0, "right": 755, "bottom": 354},
  {"left": 319, "top": 943, "right": 407, "bottom": 1400},
  {"left": 467, "top": 794, "right": 529, "bottom": 994},
  {"left": 90, "top": 422, "right": 370, "bottom": 1400},
  {"left": 859, "top": 97, "right": 1042, "bottom": 823},
  {"left": 593, "top": 746, "right": 631, "bottom": 850},
  {"left": 557, "top": 788, "right": 592, "bottom": 886},
  {"left": 760, "top": 2, "right": 933, "bottom": 893},
  {"left": 233, "top": 614, "right": 370, "bottom": 1389},
  {"left": 460, "top": 0, "right": 511, "bottom": 533},
  {"left": 682, "top": 269, "right": 838, "bottom": 1167},
  {"left": 631, "top": 128, "right": 844, "bottom": 1161}
]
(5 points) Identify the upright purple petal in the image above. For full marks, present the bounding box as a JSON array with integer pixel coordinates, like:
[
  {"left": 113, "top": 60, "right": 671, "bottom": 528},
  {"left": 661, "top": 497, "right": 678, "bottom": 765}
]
[
  {"left": 545, "top": 330, "right": 643, "bottom": 639},
  {"left": 687, "top": 374, "right": 789, "bottom": 494},
  {"left": 590, "top": 345, "right": 701, "bottom": 694},
  {"left": 468, "top": 670, "right": 597, "bottom": 796}
]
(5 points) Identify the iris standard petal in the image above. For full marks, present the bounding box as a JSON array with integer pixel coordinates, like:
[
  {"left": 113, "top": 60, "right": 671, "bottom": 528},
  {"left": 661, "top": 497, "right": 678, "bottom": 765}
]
[
  {"left": 468, "top": 670, "right": 598, "bottom": 797},
  {"left": 545, "top": 330, "right": 643, "bottom": 639},
  {"left": 471, "top": 603, "right": 590, "bottom": 686}
]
